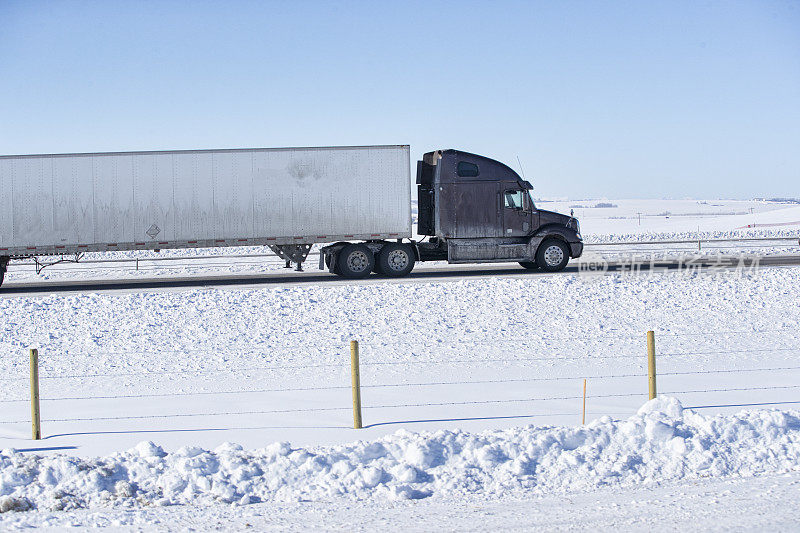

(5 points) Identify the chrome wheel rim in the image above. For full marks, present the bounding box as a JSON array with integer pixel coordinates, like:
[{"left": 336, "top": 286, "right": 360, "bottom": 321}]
[
  {"left": 386, "top": 249, "right": 409, "bottom": 271},
  {"left": 347, "top": 250, "right": 370, "bottom": 272},
  {"left": 544, "top": 245, "right": 565, "bottom": 267}
]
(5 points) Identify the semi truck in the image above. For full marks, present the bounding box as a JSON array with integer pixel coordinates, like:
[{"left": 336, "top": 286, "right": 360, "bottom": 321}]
[{"left": 0, "top": 145, "right": 583, "bottom": 287}]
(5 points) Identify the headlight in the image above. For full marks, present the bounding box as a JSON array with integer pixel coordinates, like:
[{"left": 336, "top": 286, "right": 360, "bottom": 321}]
[{"left": 568, "top": 217, "right": 580, "bottom": 233}]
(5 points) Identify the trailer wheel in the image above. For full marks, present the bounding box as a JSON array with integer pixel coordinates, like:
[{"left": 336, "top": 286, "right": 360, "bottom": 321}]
[
  {"left": 377, "top": 243, "right": 415, "bottom": 277},
  {"left": 518, "top": 261, "right": 538, "bottom": 271},
  {"left": 536, "top": 239, "right": 570, "bottom": 272},
  {"left": 337, "top": 244, "right": 375, "bottom": 279}
]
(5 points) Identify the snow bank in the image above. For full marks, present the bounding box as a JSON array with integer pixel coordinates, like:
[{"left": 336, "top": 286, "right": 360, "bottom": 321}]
[{"left": 1, "top": 397, "right": 799, "bottom": 512}]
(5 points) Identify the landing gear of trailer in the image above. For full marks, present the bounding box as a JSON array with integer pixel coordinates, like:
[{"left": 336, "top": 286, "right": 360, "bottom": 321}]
[{"left": 268, "top": 244, "right": 313, "bottom": 272}]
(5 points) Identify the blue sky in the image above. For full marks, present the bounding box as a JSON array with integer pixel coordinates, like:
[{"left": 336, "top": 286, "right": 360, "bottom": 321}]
[{"left": 1, "top": 1, "right": 798, "bottom": 198}]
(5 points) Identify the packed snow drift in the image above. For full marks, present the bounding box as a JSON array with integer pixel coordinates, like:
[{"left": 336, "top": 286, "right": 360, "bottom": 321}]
[{"left": 1, "top": 397, "right": 799, "bottom": 513}]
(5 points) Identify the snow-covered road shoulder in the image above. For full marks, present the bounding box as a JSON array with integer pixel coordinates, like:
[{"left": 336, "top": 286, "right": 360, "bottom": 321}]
[{"left": 2, "top": 397, "right": 799, "bottom": 513}]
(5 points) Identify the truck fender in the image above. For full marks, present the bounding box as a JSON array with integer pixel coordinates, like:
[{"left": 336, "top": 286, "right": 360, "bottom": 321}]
[{"left": 533, "top": 224, "right": 580, "bottom": 243}]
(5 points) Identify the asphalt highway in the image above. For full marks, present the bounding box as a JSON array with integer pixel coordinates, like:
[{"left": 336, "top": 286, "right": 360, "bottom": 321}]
[{"left": 2, "top": 254, "right": 799, "bottom": 297}]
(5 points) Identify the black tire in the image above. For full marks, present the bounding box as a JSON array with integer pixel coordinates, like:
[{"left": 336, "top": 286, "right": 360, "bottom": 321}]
[
  {"left": 376, "top": 243, "right": 416, "bottom": 277},
  {"left": 336, "top": 244, "right": 375, "bottom": 279},
  {"left": 0, "top": 268, "right": 4, "bottom": 288},
  {"left": 536, "top": 239, "right": 570, "bottom": 272},
  {"left": 519, "top": 261, "right": 538, "bottom": 271}
]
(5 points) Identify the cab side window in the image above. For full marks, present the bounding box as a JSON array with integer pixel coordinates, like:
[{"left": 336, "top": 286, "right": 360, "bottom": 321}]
[
  {"left": 457, "top": 161, "right": 479, "bottom": 177},
  {"left": 504, "top": 190, "right": 525, "bottom": 210}
]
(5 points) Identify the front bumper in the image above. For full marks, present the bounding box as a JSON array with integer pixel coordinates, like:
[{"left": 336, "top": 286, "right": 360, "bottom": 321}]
[{"left": 569, "top": 241, "right": 584, "bottom": 258}]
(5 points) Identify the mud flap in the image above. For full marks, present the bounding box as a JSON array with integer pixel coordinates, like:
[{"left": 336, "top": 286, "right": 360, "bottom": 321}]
[{"left": 0, "top": 257, "right": 7, "bottom": 288}]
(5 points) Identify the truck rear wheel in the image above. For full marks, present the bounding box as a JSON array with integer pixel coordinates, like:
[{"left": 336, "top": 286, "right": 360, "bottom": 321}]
[
  {"left": 377, "top": 243, "right": 415, "bottom": 277},
  {"left": 536, "top": 239, "right": 570, "bottom": 272},
  {"left": 337, "top": 244, "right": 375, "bottom": 279}
]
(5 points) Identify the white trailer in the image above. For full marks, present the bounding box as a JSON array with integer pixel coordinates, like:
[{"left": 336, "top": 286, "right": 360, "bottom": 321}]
[
  {"left": 0, "top": 145, "right": 584, "bottom": 287},
  {"left": 0, "top": 145, "right": 412, "bottom": 283}
]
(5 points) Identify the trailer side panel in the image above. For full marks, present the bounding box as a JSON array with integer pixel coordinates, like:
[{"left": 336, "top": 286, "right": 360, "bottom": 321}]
[{"left": 0, "top": 145, "right": 411, "bottom": 256}]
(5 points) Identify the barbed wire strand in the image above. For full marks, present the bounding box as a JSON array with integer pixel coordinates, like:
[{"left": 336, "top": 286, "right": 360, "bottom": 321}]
[
  {"left": 3, "top": 342, "right": 800, "bottom": 383},
  {"left": 3, "top": 365, "right": 800, "bottom": 404}
]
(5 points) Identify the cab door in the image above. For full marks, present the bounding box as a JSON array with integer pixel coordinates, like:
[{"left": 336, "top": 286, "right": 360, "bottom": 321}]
[{"left": 502, "top": 188, "right": 532, "bottom": 237}]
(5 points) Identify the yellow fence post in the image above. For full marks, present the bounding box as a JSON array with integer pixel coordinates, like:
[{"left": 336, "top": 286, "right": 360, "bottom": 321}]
[
  {"left": 30, "top": 348, "right": 41, "bottom": 440},
  {"left": 647, "top": 331, "right": 657, "bottom": 400},
  {"left": 582, "top": 379, "right": 587, "bottom": 425},
  {"left": 350, "top": 340, "right": 363, "bottom": 429}
]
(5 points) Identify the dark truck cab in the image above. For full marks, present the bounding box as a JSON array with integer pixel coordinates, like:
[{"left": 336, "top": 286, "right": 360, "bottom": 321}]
[
  {"left": 416, "top": 149, "right": 583, "bottom": 271},
  {"left": 321, "top": 148, "right": 582, "bottom": 278}
]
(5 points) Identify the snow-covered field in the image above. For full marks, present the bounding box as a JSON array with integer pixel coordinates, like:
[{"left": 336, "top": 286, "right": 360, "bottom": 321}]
[
  {"left": 1, "top": 199, "right": 800, "bottom": 530},
  {"left": 544, "top": 198, "right": 800, "bottom": 238}
]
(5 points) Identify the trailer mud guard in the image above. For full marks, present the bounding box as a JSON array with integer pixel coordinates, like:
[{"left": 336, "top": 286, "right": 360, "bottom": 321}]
[{"left": 0, "top": 256, "right": 9, "bottom": 288}]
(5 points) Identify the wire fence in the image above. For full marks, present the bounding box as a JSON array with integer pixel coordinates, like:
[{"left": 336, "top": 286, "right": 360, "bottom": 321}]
[
  {"left": 0, "top": 327, "right": 798, "bottom": 379},
  {"left": 1, "top": 325, "right": 796, "bottom": 369},
  {"left": 0, "top": 327, "right": 798, "bottom": 429},
  {"left": 4, "top": 366, "right": 800, "bottom": 405},
  {"left": 2, "top": 348, "right": 799, "bottom": 384}
]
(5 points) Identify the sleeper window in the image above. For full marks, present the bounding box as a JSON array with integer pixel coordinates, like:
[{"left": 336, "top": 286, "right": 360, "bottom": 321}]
[{"left": 456, "top": 161, "right": 479, "bottom": 178}]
